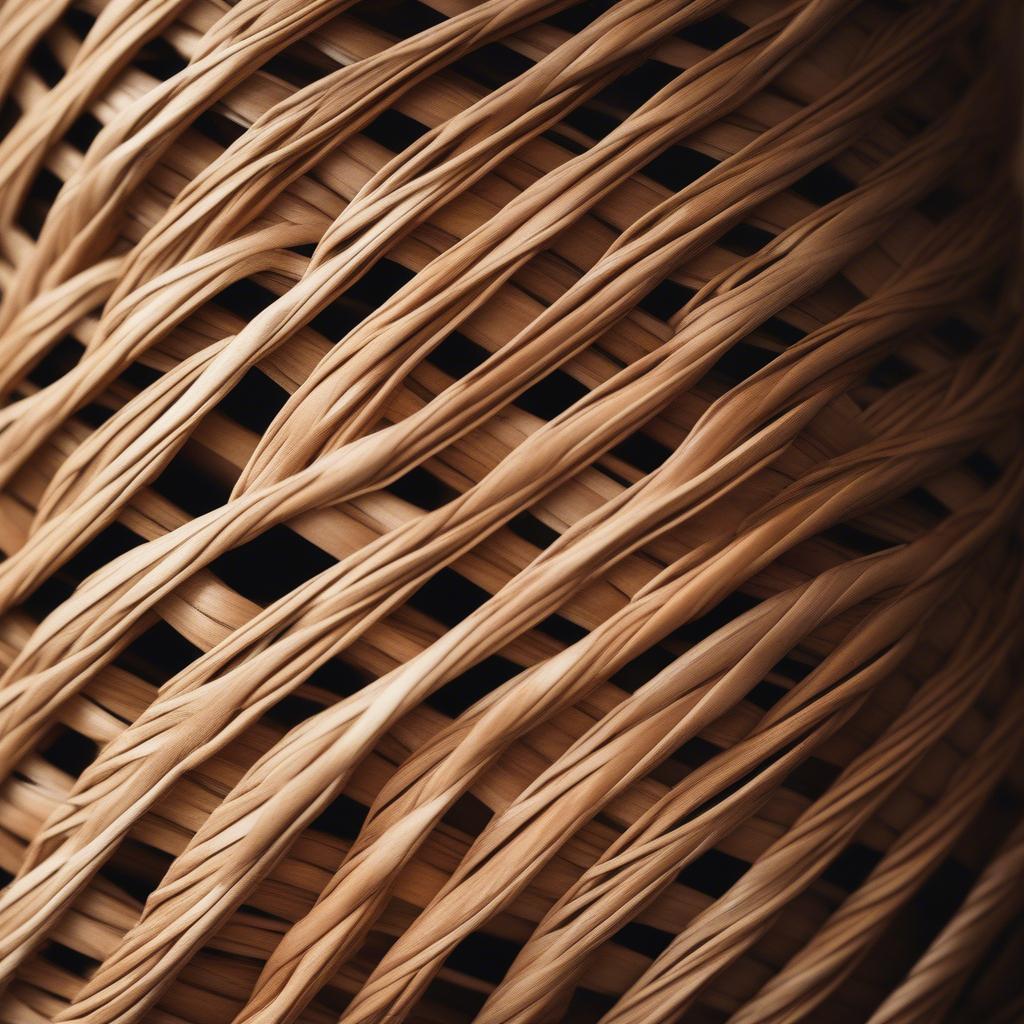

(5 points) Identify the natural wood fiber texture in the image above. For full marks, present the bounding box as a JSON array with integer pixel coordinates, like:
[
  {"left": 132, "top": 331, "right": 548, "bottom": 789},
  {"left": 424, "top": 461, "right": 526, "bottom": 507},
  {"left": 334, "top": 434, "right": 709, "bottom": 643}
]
[{"left": 0, "top": 0, "right": 1021, "bottom": 1021}]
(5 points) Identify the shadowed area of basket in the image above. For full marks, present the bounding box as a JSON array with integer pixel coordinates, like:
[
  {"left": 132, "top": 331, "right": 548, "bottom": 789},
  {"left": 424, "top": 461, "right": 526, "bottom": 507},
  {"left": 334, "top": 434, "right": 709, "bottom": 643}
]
[{"left": 0, "top": 0, "right": 1021, "bottom": 1022}]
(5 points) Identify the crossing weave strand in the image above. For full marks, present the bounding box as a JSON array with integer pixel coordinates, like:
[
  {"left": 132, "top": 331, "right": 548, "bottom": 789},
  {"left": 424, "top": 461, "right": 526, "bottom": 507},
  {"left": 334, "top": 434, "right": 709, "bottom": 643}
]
[{"left": 0, "top": 0, "right": 1021, "bottom": 1022}]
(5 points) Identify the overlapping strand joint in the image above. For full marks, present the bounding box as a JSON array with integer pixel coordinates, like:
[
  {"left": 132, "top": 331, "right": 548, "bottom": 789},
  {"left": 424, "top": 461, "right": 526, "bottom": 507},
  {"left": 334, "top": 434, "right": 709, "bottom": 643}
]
[{"left": 0, "top": 0, "right": 1021, "bottom": 1022}]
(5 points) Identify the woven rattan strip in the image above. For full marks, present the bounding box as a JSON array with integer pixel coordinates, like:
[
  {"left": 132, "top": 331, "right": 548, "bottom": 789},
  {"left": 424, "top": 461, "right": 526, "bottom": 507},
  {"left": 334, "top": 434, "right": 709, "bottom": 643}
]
[{"left": 0, "top": 0, "right": 1022, "bottom": 1021}]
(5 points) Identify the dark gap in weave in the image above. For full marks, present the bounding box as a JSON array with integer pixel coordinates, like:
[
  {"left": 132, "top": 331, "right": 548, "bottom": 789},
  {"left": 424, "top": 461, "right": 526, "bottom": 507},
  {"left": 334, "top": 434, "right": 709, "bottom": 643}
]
[
  {"left": 637, "top": 279, "right": 694, "bottom": 321},
  {"left": 449, "top": 41, "right": 535, "bottom": 93},
  {"left": 192, "top": 107, "right": 245, "bottom": 150},
  {"left": 641, "top": 145, "right": 718, "bottom": 193},
  {"left": 100, "top": 840, "right": 166, "bottom": 904},
  {"left": 535, "top": 612, "right": 588, "bottom": 647},
  {"left": 74, "top": 399, "right": 116, "bottom": 429},
  {"left": 783, "top": 755, "right": 842, "bottom": 801},
  {"left": 151, "top": 449, "right": 231, "bottom": 517},
  {"left": 441, "top": 791, "right": 494, "bottom": 839},
  {"left": 746, "top": 679, "right": 788, "bottom": 711},
  {"left": 310, "top": 790, "right": 370, "bottom": 842},
  {"left": 426, "top": 653, "right": 521, "bottom": 717},
  {"left": 611, "top": 920, "right": 674, "bottom": 960},
  {"left": 932, "top": 315, "right": 982, "bottom": 356},
  {"left": 790, "top": 162, "right": 855, "bottom": 206},
  {"left": 822, "top": 522, "right": 894, "bottom": 557},
  {"left": 596, "top": 461, "right": 634, "bottom": 490},
  {"left": 134, "top": 34, "right": 188, "bottom": 81},
  {"left": 64, "top": 5, "right": 96, "bottom": 40},
  {"left": 265, "top": 691, "right": 327, "bottom": 731},
  {"left": 15, "top": 166, "right": 64, "bottom": 240},
  {"left": 759, "top": 316, "right": 806, "bottom": 347},
  {"left": 215, "top": 366, "right": 290, "bottom": 434},
  {"left": 822, "top": 841, "right": 882, "bottom": 893},
  {"left": 610, "top": 642, "right": 678, "bottom": 695},
  {"left": 507, "top": 510, "right": 560, "bottom": 551},
  {"left": 118, "top": 357, "right": 162, "bottom": 392},
  {"left": 0, "top": 867, "right": 11, "bottom": 888},
  {"left": 709, "top": 339, "right": 778, "bottom": 383},
  {"left": 361, "top": 107, "right": 429, "bottom": 155},
  {"left": 865, "top": 353, "right": 916, "bottom": 391},
  {"left": 917, "top": 182, "right": 964, "bottom": 224},
  {"left": 26, "top": 37, "right": 65, "bottom": 87},
  {"left": 611, "top": 430, "right": 672, "bottom": 474},
  {"left": 64, "top": 111, "right": 104, "bottom": 153},
  {"left": 676, "top": 846, "right": 749, "bottom": 898},
  {"left": 62, "top": 521, "right": 141, "bottom": 578},
  {"left": 420, "top": 975, "right": 487, "bottom": 1019},
  {"left": 39, "top": 726, "right": 97, "bottom": 777},
  {"left": 327, "top": 257, "right": 415, "bottom": 328},
  {"left": 902, "top": 853, "right": 978, "bottom": 941},
  {"left": 774, "top": 655, "right": 813, "bottom": 684},
  {"left": 669, "top": 589, "right": 762, "bottom": 650},
  {"left": 514, "top": 365, "right": 590, "bottom": 421},
  {"left": 445, "top": 928, "right": 521, "bottom": 985},
  {"left": 206, "top": 274, "right": 280, "bottom": 328},
  {"left": 40, "top": 941, "right": 99, "bottom": 979},
  {"left": 426, "top": 330, "right": 488, "bottom": 379},
  {"left": 210, "top": 524, "right": 336, "bottom": 605},
  {"left": 0, "top": 96, "right": 19, "bottom": 142},
  {"left": 592, "top": 60, "right": 680, "bottom": 117},
  {"left": 673, "top": 734, "right": 723, "bottom": 769},
  {"left": 718, "top": 222, "right": 776, "bottom": 257},
  {"left": 354, "top": 0, "right": 446, "bottom": 39},
  {"left": 302, "top": 656, "right": 368, "bottom": 701},
  {"left": 116, "top": 620, "right": 204, "bottom": 685},
  {"left": 547, "top": 0, "right": 618, "bottom": 34},
  {"left": 388, "top": 464, "right": 459, "bottom": 511},
  {"left": 905, "top": 485, "right": 950, "bottom": 522},
  {"left": 407, "top": 567, "right": 491, "bottom": 628},
  {"left": 543, "top": 127, "right": 587, "bottom": 157},
  {"left": 19, "top": 574, "right": 75, "bottom": 626},
  {"left": 964, "top": 450, "right": 1002, "bottom": 486},
  {"left": 566, "top": 988, "right": 619, "bottom": 1023},
  {"left": 677, "top": 12, "right": 748, "bottom": 50},
  {"left": 259, "top": 48, "right": 336, "bottom": 92},
  {"left": 561, "top": 102, "right": 621, "bottom": 145}
]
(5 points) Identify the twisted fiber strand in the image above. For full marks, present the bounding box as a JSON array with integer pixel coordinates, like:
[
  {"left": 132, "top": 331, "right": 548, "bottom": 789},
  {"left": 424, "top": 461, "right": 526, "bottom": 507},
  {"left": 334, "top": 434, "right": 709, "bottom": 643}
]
[
  {"left": 0, "top": 97, "right": 999, "bottom": 888},
  {"left": 727, "top": 662, "right": 1024, "bottom": 1023},
  {"left": 0, "top": 0, "right": 570, "bottom": 380},
  {"left": 10, "top": 0, "right": 850, "bottom": 581},
  {"left": 0, "top": 0, "right": 740, "bottom": 486},
  {"left": 0, "top": 50, "right": 994, "bottom": 806},
  {"left": 0, "top": 0, "right": 1020, "bottom": 1021},
  {"left": 472, "top": 560, "right": 1022, "bottom": 1023},
  {"left": 0, "top": 0, "right": 198, "bottom": 235},
  {"left": 320, "top": 334, "right": 1024, "bottom": 1022},
  {"left": 46, "top": 314, "right": 1020, "bottom": 1022},
  {"left": 0, "top": 0, "right": 573, "bottom": 334},
  {"left": 599, "top": 645, "right": 1024, "bottom": 1024},
  {"left": 329, "top": 496, "right": 1021, "bottom": 1024},
  {"left": 864, "top": 818, "right": 1024, "bottom": 1024},
  {"left": 0, "top": 169, "right": 1004, "bottom": 1004},
  {"left": 0, "top": 0, "right": 979, "bottom": 702},
  {"left": 220, "top": 201, "right": 1015, "bottom": 1024}
]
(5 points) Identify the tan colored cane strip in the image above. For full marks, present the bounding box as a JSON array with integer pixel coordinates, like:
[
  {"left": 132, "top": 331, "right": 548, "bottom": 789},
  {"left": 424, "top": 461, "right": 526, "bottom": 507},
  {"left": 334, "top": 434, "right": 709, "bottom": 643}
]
[{"left": 0, "top": 0, "right": 1021, "bottom": 1022}]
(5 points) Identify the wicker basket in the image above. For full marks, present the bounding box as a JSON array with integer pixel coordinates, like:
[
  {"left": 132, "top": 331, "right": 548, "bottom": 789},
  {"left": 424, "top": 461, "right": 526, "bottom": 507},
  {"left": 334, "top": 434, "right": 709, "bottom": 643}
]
[{"left": 0, "top": 0, "right": 1021, "bottom": 1021}]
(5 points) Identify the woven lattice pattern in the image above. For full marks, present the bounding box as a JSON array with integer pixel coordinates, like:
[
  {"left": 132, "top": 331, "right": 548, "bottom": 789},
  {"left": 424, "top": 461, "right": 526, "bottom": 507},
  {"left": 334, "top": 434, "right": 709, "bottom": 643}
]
[{"left": 0, "top": 0, "right": 1022, "bottom": 1021}]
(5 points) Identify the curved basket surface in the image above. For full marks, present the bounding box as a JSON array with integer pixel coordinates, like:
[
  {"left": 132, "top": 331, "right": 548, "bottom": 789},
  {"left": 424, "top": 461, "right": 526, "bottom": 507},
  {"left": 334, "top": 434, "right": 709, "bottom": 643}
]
[{"left": 0, "top": 0, "right": 1022, "bottom": 1022}]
